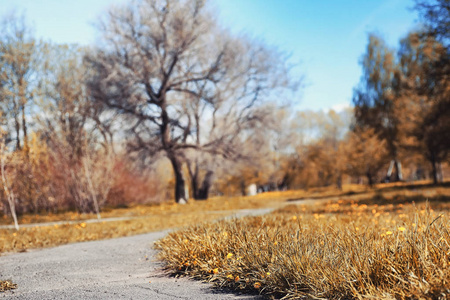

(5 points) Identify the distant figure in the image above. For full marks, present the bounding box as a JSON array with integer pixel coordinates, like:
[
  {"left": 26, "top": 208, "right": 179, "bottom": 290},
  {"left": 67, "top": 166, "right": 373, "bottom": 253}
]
[{"left": 247, "top": 184, "right": 257, "bottom": 196}]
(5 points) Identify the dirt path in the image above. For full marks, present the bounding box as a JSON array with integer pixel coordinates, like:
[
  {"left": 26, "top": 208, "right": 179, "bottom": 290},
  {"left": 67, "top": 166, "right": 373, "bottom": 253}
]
[
  {"left": 0, "top": 216, "right": 138, "bottom": 230},
  {"left": 0, "top": 208, "right": 276, "bottom": 230},
  {"left": 0, "top": 208, "right": 273, "bottom": 299}
]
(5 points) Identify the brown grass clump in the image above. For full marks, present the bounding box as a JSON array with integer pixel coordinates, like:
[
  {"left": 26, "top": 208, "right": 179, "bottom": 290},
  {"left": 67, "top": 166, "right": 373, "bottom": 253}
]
[
  {"left": 155, "top": 201, "right": 450, "bottom": 299},
  {"left": 0, "top": 280, "right": 17, "bottom": 292}
]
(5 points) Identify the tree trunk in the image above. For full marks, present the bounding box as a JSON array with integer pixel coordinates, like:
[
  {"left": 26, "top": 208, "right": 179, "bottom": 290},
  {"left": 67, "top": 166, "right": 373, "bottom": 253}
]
[
  {"left": 395, "top": 160, "right": 403, "bottom": 181},
  {"left": 187, "top": 160, "right": 200, "bottom": 200},
  {"left": 83, "top": 158, "right": 101, "bottom": 220},
  {"left": 366, "top": 172, "right": 374, "bottom": 187},
  {"left": 14, "top": 114, "right": 21, "bottom": 151},
  {"left": 21, "top": 104, "right": 28, "bottom": 152},
  {"left": 188, "top": 160, "right": 214, "bottom": 200},
  {"left": 430, "top": 153, "right": 438, "bottom": 185},
  {"left": 240, "top": 180, "right": 246, "bottom": 196},
  {"left": 19, "top": 76, "right": 28, "bottom": 152},
  {"left": 1, "top": 144, "right": 19, "bottom": 230},
  {"left": 385, "top": 160, "right": 394, "bottom": 182},
  {"left": 197, "top": 170, "right": 214, "bottom": 200},
  {"left": 437, "top": 163, "right": 443, "bottom": 183},
  {"left": 336, "top": 173, "right": 342, "bottom": 190},
  {"left": 160, "top": 98, "right": 186, "bottom": 203},
  {"left": 386, "top": 159, "right": 403, "bottom": 182},
  {"left": 169, "top": 154, "right": 187, "bottom": 204}
]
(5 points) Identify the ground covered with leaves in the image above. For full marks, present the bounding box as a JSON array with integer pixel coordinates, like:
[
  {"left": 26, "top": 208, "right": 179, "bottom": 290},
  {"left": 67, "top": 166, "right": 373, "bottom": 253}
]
[
  {"left": 156, "top": 197, "right": 450, "bottom": 299},
  {"left": 1, "top": 181, "right": 449, "bottom": 297},
  {"left": 0, "top": 185, "right": 362, "bottom": 253},
  {"left": 0, "top": 210, "right": 230, "bottom": 254}
]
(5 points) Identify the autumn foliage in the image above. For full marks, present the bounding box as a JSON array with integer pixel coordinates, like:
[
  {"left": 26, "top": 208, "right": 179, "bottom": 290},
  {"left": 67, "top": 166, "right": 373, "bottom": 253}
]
[{"left": 0, "top": 0, "right": 448, "bottom": 225}]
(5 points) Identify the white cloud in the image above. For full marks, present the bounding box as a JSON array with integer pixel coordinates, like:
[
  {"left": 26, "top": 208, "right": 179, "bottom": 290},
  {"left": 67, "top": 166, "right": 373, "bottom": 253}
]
[{"left": 331, "top": 102, "right": 351, "bottom": 113}]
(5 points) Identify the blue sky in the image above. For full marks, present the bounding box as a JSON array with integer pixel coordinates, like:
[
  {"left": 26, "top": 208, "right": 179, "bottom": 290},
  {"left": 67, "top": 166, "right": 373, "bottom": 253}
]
[{"left": 0, "top": 0, "right": 419, "bottom": 111}]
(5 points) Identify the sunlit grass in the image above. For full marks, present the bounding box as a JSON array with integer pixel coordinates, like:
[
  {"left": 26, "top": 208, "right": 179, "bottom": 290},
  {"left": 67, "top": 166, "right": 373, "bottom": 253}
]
[
  {"left": 1, "top": 180, "right": 449, "bottom": 256},
  {"left": 1, "top": 180, "right": 447, "bottom": 226},
  {"left": 1, "top": 180, "right": 450, "bottom": 296},
  {"left": 0, "top": 280, "right": 17, "bottom": 292},
  {"left": 156, "top": 199, "right": 450, "bottom": 299},
  {"left": 0, "top": 211, "right": 228, "bottom": 254}
]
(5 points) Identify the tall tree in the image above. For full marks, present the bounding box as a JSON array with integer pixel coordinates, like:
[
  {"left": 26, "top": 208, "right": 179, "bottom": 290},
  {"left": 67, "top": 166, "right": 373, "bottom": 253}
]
[
  {"left": 85, "top": 0, "right": 295, "bottom": 203},
  {"left": 398, "top": 32, "right": 449, "bottom": 183},
  {"left": 0, "top": 12, "right": 38, "bottom": 152},
  {"left": 352, "top": 34, "right": 404, "bottom": 182},
  {"left": 414, "top": 0, "right": 450, "bottom": 182}
]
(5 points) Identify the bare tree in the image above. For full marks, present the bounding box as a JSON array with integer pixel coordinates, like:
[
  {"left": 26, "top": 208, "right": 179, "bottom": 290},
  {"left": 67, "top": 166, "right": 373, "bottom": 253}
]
[
  {"left": 0, "top": 12, "right": 39, "bottom": 152},
  {"left": 81, "top": 147, "right": 115, "bottom": 219},
  {"left": 0, "top": 141, "right": 19, "bottom": 230},
  {"left": 185, "top": 103, "right": 292, "bottom": 199},
  {"left": 36, "top": 44, "right": 116, "bottom": 213},
  {"left": 85, "top": 0, "right": 296, "bottom": 203}
]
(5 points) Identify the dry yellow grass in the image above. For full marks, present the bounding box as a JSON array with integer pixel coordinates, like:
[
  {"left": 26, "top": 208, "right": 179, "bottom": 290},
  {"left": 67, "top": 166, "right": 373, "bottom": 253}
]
[
  {"left": 0, "top": 190, "right": 292, "bottom": 255},
  {"left": 0, "top": 211, "right": 229, "bottom": 254},
  {"left": 0, "top": 280, "right": 16, "bottom": 292},
  {"left": 156, "top": 197, "right": 450, "bottom": 299},
  {"left": 1, "top": 180, "right": 449, "bottom": 255},
  {"left": 1, "top": 180, "right": 447, "bottom": 225},
  {"left": 0, "top": 192, "right": 284, "bottom": 226},
  {"left": 1, "top": 180, "right": 449, "bottom": 296}
]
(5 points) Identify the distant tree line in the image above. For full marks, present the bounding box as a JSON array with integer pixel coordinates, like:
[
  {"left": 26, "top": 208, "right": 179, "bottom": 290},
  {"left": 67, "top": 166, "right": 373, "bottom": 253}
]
[
  {"left": 269, "top": 0, "right": 449, "bottom": 190},
  {"left": 219, "top": 0, "right": 449, "bottom": 192},
  {"left": 0, "top": 0, "right": 448, "bottom": 225},
  {"left": 352, "top": 0, "right": 449, "bottom": 185}
]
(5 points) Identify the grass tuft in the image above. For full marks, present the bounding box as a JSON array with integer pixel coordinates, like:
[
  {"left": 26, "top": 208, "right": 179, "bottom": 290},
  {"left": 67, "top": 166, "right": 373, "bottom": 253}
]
[
  {"left": 0, "top": 280, "right": 17, "bottom": 292},
  {"left": 155, "top": 200, "right": 450, "bottom": 299}
]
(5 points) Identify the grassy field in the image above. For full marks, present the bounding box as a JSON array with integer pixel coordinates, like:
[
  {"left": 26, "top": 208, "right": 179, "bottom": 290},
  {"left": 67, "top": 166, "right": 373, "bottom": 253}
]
[
  {"left": 0, "top": 180, "right": 448, "bottom": 254},
  {"left": 0, "top": 185, "right": 353, "bottom": 253},
  {"left": 1, "top": 181, "right": 449, "bottom": 297},
  {"left": 156, "top": 183, "right": 450, "bottom": 299}
]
